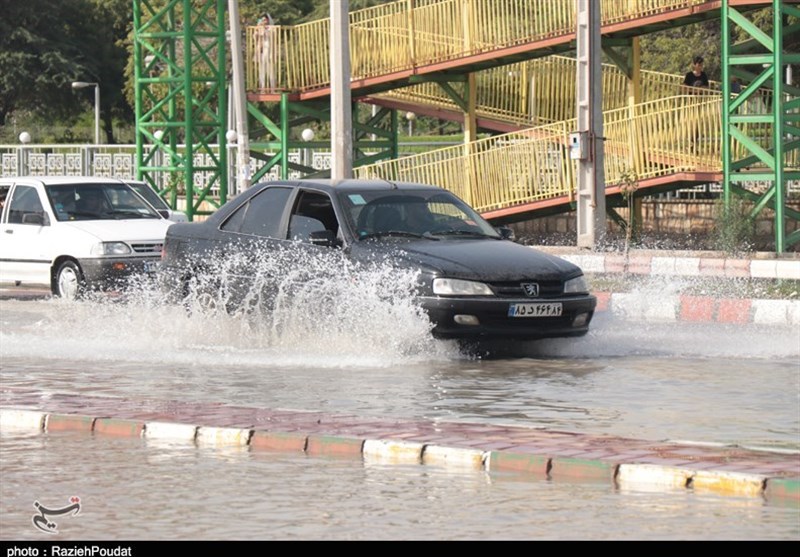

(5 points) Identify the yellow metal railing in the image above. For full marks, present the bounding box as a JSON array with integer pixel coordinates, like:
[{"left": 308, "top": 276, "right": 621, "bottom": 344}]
[
  {"left": 354, "top": 95, "right": 764, "bottom": 213},
  {"left": 245, "top": 0, "right": 711, "bottom": 93},
  {"left": 375, "top": 56, "right": 723, "bottom": 127}
]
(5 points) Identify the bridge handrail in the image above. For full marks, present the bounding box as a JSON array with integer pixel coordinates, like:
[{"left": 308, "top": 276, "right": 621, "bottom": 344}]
[
  {"left": 354, "top": 94, "right": 787, "bottom": 213},
  {"left": 245, "top": 0, "right": 712, "bottom": 94}
]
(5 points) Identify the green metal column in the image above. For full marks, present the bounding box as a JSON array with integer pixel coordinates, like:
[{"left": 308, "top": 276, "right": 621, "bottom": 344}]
[
  {"left": 134, "top": 0, "right": 228, "bottom": 221},
  {"left": 245, "top": 97, "right": 400, "bottom": 181},
  {"left": 722, "top": 0, "right": 800, "bottom": 253}
]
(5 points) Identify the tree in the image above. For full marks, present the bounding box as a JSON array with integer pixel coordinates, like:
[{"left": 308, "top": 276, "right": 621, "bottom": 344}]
[{"left": 0, "top": 0, "right": 91, "bottom": 126}]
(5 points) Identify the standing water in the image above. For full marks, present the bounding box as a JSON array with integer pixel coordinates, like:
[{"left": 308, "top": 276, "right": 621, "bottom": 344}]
[{"left": 1, "top": 255, "right": 798, "bottom": 540}]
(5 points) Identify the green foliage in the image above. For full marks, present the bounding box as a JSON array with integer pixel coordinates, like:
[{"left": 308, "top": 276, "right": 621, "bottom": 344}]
[{"left": 712, "top": 197, "right": 756, "bottom": 255}]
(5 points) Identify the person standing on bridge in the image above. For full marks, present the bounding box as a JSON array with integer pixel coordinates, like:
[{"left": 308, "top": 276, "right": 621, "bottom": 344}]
[
  {"left": 682, "top": 55, "right": 711, "bottom": 156},
  {"left": 683, "top": 56, "right": 710, "bottom": 91}
]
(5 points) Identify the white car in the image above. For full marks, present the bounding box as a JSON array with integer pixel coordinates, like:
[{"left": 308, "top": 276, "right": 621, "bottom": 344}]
[{"left": 0, "top": 176, "right": 173, "bottom": 299}]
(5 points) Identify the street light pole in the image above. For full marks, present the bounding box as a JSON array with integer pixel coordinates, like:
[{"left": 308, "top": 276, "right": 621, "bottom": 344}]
[{"left": 71, "top": 81, "right": 101, "bottom": 145}]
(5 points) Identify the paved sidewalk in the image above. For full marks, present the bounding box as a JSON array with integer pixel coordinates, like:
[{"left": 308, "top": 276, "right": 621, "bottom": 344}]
[{"left": 1, "top": 388, "right": 798, "bottom": 504}]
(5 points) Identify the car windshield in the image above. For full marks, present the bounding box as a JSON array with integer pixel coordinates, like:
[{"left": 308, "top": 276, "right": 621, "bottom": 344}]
[
  {"left": 46, "top": 183, "right": 161, "bottom": 221},
  {"left": 128, "top": 182, "right": 170, "bottom": 212},
  {"left": 337, "top": 189, "right": 500, "bottom": 240}
]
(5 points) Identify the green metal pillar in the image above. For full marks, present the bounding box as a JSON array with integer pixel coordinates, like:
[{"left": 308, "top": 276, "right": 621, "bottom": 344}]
[
  {"left": 722, "top": 0, "right": 800, "bottom": 253},
  {"left": 134, "top": 0, "right": 228, "bottom": 221}
]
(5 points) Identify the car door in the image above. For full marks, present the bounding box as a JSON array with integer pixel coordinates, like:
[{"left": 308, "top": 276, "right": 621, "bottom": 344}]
[
  {"left": 0, "top": 182, "right": 54, "bottom": 287},
  {"left": 211, "top": 185, "right": 294, "bottom": 305}
]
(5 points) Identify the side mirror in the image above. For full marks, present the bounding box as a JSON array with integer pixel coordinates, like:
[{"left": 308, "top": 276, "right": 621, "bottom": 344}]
[
  {"left": 21, "top": 212, "right": 47, "bottom": 226},
  {"left": 158, "top": 210, "right": 170, "bottom": 219},
  {"left": 496, "top": 226, "right": 515, "bottom": 241},
  {"left": 309, "top": 229, "right": 338, "bottom": 247}
]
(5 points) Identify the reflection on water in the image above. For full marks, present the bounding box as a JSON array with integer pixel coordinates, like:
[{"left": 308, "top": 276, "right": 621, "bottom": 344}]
[{"left": 1, "top": 432, "right": 798, "bottom": 541}]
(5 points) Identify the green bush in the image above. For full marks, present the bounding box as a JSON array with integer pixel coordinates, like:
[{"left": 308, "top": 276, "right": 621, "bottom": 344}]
[{"left": 712, "top": 197, "right": 755, "bottom": 255}]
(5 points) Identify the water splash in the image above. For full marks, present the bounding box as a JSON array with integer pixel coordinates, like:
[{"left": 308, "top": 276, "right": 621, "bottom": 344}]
[{"left": 0, "top": 246, "right": 461, "bottom": 368}]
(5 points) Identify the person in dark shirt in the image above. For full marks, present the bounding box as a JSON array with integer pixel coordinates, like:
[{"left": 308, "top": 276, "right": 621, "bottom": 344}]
[{"left": 683, "top": 56, "right": 710, "bottom": 91}]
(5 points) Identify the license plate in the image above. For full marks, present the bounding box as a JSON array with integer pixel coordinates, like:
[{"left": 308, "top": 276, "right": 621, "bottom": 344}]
[
  {"left": 508, "top": 302, "right": 562, "bottom": 318},
  {"left": 143, "top": 260, "right": 160, "bottom": 273}
]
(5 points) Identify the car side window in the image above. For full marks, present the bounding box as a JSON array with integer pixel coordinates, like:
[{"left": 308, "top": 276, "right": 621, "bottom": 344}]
[
  {"left": 288, "top": 190, "right": 339, "bottom": 243},
  {"left": 7, "top": 185, "right": 45, "bottom": 225},
  {"left": 235, "top": 187, "right": 292, "bottom": 238},
  {"left": 0, "top": 184, "right": 9, "bottom": 222}
]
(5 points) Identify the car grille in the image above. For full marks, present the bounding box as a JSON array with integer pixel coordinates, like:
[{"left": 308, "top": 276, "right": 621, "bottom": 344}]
[
  {"left": 488, "top": 280, "right": 563, "bottom": 298},
  {"left": 130, "top": 242, "right": 164, "bottom": 255}
]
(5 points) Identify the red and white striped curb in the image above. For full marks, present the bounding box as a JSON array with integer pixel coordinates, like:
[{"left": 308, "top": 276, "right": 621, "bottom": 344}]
[
  {"left": 1, "top": 407, "right": 798, "bottom": 502},
  {"left": 533, "top": 248, "right": 800, "bottom": 280},
  {"left": 593, "top": 292, "right": 800, "bottom": 325}
]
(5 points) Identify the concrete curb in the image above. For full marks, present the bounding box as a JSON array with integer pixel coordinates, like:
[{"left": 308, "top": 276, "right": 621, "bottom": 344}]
[
  {"left": 593, "top": 291, "right": 800, "bottom": 325},
  {"left": 534, "top": 247, "right": 800, "bottom": 280},
  {"left": 2, "top": 406, "right": 797, "bottom": 504}
]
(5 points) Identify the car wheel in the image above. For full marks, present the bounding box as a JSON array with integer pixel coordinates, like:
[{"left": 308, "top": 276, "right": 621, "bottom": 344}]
[
  {"left": 54, "top": 260, "right": 85, "bottom": 300},
  {"left": 182, "top": 274, "right": 229, "bottom": 316}
]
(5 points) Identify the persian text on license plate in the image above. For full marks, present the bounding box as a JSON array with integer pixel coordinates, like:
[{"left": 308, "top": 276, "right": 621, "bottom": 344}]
[
  {"left": 144, "top": 260, "right": 160, "bottom": 273},
  {"left": 508, "top": 302, "right": 563, "bottom": 318}
]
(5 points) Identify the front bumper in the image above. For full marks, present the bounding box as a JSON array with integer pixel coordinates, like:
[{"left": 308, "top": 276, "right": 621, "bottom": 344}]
[
  {"left": 420, "top": 294, "right": 597, "bottom": 340},
  {"left": 77, "top": 256, "right": 161, "bottom": 290}
]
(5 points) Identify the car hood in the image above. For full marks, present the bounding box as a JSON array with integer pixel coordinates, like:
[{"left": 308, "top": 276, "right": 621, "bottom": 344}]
[
  {"left": 350, "top": 238, "right": 581, "bottom": 281},
  {"left": 62, "top": 219, "right": 172, "bottom": 241}
]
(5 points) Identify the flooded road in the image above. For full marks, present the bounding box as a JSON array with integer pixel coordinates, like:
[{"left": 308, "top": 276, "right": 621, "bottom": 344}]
[{"left": 1, "top": 292, "right": 799, "bottom": 540}]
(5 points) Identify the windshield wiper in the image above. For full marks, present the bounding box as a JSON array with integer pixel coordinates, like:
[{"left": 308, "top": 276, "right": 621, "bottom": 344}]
[
  {"left": 110, "top": 210, "right": 157, "bottom": 219},
  {"left": 359, "top": 230, "right": 439, "bottom": 241},
  {"left": 429, "top": 230, "right": 499, "bottom": 239}
]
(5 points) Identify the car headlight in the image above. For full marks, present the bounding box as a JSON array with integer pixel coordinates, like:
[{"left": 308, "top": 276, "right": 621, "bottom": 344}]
[
  {"left": 91, "top": 242, "right": 132, "bottom": 256},
  {"left": 564, "top": 275, "right": 589, "bottom": 294},
  {"left": 432, "top": 278, "right": 493, "bottom": 296}
]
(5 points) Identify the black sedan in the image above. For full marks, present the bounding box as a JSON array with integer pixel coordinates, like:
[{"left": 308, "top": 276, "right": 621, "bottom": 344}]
[{"left": 159, "top": 179, "right": 596, "bottom": 340}]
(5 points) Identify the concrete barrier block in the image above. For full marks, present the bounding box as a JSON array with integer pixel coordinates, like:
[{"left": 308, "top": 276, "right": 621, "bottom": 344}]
[
  {"left": 643, "top": 295, "right": 679, "bottom": 322},
  {"left": 550, "top": 457, "right": 617, "bottom": 482},
  {"left": 749, "top": 260, "right": 777, "bottom": 279},
  {"left": 787, "top": 301, "right": 800, "bottom": 326},
  {"left": 594, "top": 291, "right": 611, "bottom": 312},
  {"left": 196, "top": 426, "right": 251, "bottom": 447},
  {"left": 363, "top": 439, "right": 424, "bottom": 464},
  {"left": 690, "top": 470, "right": 766, "bottom": 498},
  {"left": 775, "top": 260, "right": 800, "bottom": 280},
  {"left": 679, "top": 295, "right": 715, "bottom": 322},
  {"left": 724, "top": 259, "right": 751, "bottom": 278},
  {"left": 617, "top": 464, "right": 692, "bottom": 490},
  {"left": 45, "top": 414, "right": 95, "bottom": 433},
  {"left": 673, "top": 257, "right": 701, "bottom": 276},
  {"left": 751, "top": 300, "right": 789, "bottom": 325},
  {"left": 612, "top": 292, "right": 678, "bottom": 322},
  {"left": 717, "top": 298, "right": 751, "bottom": 324},
  {"left": 306, "top": 435, "right": 364, "bottom": 458},
  {"left": 144, "top": 421, "right": 198, "bottom": 442},
  {"left": 422, "top": 445, "right": 486, "bottom": 470},
  {"left": 250, "top": 431, "right": 307, "bottom": 452},
  {"left": 611, "top": 293, "right": 643, "bottom": 321},
  {"left": 764, "top": 477, "right": 800, "bottom": 502},
  {"left": 650, "top": 257, "right": 675, "bottom": 276},
  {"left": 94, "top": 418, "right": 144, "bottom": 437},
  {"left": 572, "top": 254, "right": 605, "bottom": 273},
  {"left": 0, "top": 409, "right": 45, "bottom": 432},
  {"left": 486, "top": 452, "right": 549, "bottom": 477}
]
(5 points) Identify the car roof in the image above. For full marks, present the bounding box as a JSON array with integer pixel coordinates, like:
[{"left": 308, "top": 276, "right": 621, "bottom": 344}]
[
  {"left": 9, "top": 176, "right": 129, "bottom": 186},
  {"left": 254, "top": 179, "right": 444, "bottom": 195}
]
